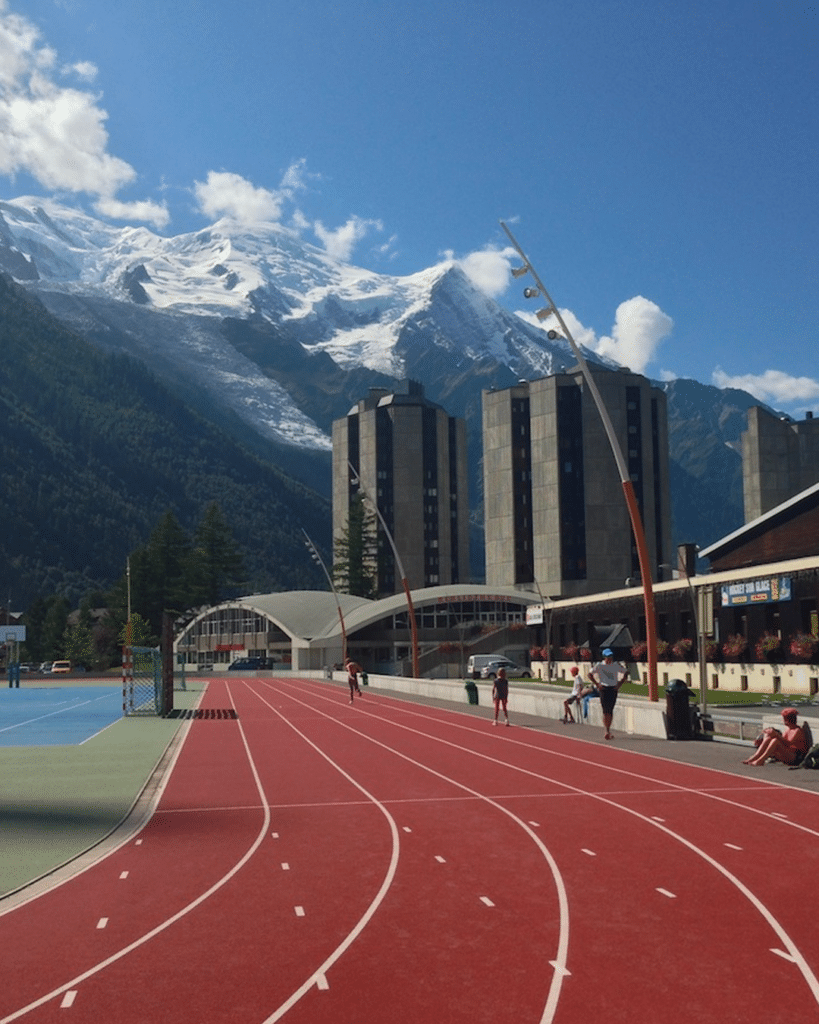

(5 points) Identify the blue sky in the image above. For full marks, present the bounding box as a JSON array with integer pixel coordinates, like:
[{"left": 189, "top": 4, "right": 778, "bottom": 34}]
[{"left": 1, "top": 0, "right": 818, "bottom": 413}]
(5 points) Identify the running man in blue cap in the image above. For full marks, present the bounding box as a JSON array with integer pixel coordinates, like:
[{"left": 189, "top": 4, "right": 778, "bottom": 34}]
[{"left": 589, "top": 648, "right": 627, "bottom": 740}]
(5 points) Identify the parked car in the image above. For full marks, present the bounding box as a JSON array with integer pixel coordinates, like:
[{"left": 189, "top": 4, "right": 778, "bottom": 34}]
[
  {"left": 50, "top": 660, "right": 71, "bottom": 674},
  {"left": 479, "top": 658, "right": 530, "bottom": 680},
  {"left": 227, "top": 657, "right": 274, "bottom": 671},
  {"left": 39, "top": 662, "right": 54, "bottom": 673}
]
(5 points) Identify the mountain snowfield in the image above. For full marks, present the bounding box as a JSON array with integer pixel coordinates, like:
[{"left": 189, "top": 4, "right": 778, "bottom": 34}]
[{"left": 0, "top": 196, "right": 584, "bottom": 451}]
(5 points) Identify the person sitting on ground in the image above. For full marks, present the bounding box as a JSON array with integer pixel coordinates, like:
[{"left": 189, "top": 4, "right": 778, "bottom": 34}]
[
  {"left": 563, "top": 666, "right": 584, "bottom": 723},
  {"left": 743, "top": 707, "right": 809, "bottom": 766}
]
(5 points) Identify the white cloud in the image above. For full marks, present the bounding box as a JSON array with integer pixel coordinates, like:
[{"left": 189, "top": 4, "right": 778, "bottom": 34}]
[
  {"left": 313, "top": 215, "right": 382, "bottom": 263},
  {"left": 279, "top": 157, "right": 314, "bottom": 199},
  {"left": 193, "top": 170, "right": 283, "bottom": 223},
  {"left": 454, "top": 246, "right": 517, "bottom": 299},
  {"left": 712, "top": 367, "right": 819, "bottom": 411},
  {"left": 0, "top": 2, "right": 164, "bottom": 224},
  {"left": 592, "top": 297, "right": 673, "bottom": 374},
  {"left": 95, "top": 195, "right": 169, "bottom": 229},
  {"left": 65, "top": 60, "right": 97, "bottom": 83},
  {"left": 193, "top": 162, "right": 318, "bottom": 228}
]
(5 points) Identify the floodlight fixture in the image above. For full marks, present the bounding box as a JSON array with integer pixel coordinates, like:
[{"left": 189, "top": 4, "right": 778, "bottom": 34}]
[
  {"left": 511, "top": 265, "right": 529, "bottom": 278},
  {"left": 523, "top": 287, "right": 540, "bottom": 299},
  {"left": 500, "top": 218, "right": 660, "bottom": 703}
]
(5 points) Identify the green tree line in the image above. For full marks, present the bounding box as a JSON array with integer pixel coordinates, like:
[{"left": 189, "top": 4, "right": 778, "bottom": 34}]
[{"left": 18, "top": 503, "right": 245, "bottom": 669}]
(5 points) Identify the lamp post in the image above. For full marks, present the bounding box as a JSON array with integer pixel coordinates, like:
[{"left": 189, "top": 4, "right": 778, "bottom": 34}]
[
  {"left": 348, "top": 462, "right": 420, "bottom": 678},
  {"left": 501, "top": 220, "right": 660, "bottom": 701},
  {"left": 303, "top": 530, "right": 347, "bottom": 666}
]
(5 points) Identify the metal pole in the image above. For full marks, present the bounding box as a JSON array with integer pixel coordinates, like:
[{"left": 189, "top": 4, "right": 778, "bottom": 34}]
[
  {"left": 662, "top": 562, "right": 709, "bottom": 719},
  {"left": 303, "top": 530, "right": 348, "bottom": 664},
  {"left": 348, "top": 463, "right": 420, "bottom": 678},
  {"left": 501, "top": 221, "right": 660, "bottom": 701}
]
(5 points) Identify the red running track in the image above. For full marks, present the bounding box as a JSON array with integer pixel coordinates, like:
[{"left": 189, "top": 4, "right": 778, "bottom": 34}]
[{"left": 2, "top": 677, "right": 819, "bottom": 1023}]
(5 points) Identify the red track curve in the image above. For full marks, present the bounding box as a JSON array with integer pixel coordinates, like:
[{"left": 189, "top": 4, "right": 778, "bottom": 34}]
[{"left": 1, "top": 677, "right": 818, "bottom": 1024}]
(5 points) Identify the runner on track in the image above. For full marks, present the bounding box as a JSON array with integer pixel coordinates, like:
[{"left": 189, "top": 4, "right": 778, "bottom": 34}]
[{"left": 345, "top": 658, "right": 363, "bottom": 703}]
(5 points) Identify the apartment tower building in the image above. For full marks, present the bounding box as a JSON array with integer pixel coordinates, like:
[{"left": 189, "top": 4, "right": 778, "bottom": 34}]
[
  {"left": 332, "top": 381, "right": 470, "bottom": 596},
  {"left": 742, "top": 405, "right": 819, "bottom": 522},
  {"left": 483, "top": 365, "right": 671, "bottom": 597}
]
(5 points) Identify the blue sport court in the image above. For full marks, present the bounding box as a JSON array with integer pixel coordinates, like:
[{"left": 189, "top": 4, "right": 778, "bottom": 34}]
[{"left": 0, "top": 686, "right": 123, "bottom": 747}]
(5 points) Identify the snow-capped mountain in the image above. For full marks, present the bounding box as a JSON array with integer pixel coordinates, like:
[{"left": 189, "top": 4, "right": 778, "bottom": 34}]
[{"left": 0, "top": 196, "right": 587, "bottom": 454}]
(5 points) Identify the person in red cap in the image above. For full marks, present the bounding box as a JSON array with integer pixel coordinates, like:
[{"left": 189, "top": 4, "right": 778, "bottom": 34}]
[{"left": 743, "top": 707, "right": 809, "bottom": 766}]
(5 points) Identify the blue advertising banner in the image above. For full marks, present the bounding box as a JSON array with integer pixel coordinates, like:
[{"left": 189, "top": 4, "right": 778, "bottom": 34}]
[{"left": 721, "top": 577, "right": 792, "bottom": 607}]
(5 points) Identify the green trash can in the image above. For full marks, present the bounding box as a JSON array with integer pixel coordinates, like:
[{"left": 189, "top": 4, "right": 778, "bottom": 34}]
[{"left": 464, "top": 680, "right": 479, "bottom": 705}]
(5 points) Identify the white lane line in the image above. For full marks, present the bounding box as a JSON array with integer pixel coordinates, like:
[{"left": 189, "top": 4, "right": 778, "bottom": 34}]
[
  {"left": 651, "top": 816, "right": 665, "bottom": 822},
  {"left": 402, "top": 826, "right": 412, "bottom": 833},
  {"left": 135, "top": 840, "right": 143, "bottom": 846},
  {"left": 290, "top": 678, "right": 819, "bottom": 1011},
  {"left": 771, "top": 812, "right": 789, "bottom": 819},
  {"left": 118, "top": 872, "right": 128, "bottom": 880},
  {"left": 724, "top": 843, "right": 743, "bottom": 851},
  {"left": 581, "top": 849, "right": 597, "bottom": 857},
  {"left": 245, "top": 683, "right": 401, "bottom": 1024},
  {"left": 281, "top": 863, "right": 290, "bottom": 871},
  {"left": 315, "top": 974, "right": 329, "bottom": 991},
  {"left": 96, "top": 919, "right": 108, "bottom": 930},
  {"left": 434, "top": 855, "right": 446, "bottom": 863},
  {"left": 549, "top": 962, "right": 572, "bottom": 977},
  {"left": 657, "top": 888, "right": 677, "bottom": 899},
  {"left": 60, "top": 992, "right": 77, "bottom": 1009},
  {"left": 271, "top": 832, "right": 280, "bottom": 839},
  {"left": 0, "top": 684, "right": 272, "bottom": 1024},
  {"left": 480, "top": 896, "right": 495, "bottom": 907},
  {"left": 772, "top": 948, "right": 796, "bottom": 963},
  {"left": 529, "top": 820, "right": 540, "bottom": 827},
  {"left": 260, "top": 680, "right": 572, "bottom": 1024},
  {"left": 294, "top": 906, "right": 305, "bottom": 917}
]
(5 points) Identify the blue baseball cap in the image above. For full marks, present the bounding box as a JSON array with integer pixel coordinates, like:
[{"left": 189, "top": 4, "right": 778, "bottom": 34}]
[{"left": 602, "top": 648, "right": 613, "bottom": 657}]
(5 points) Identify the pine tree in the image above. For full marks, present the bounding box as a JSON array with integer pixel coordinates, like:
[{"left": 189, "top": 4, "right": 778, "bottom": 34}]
[
  {"left": 189, "top": 502, "right": 245, "bottom": 606},
  {"left": 130, "top": 510, "right": 191, "bottom": 632},
  {"left": 118, "top": 612, "right": 155, "bottom": 647},
  {"left": 62, "top": 622, "right": 94, "bottom": 666},
  {"left": 332, "top": 493, "right": 379, "bottom": 599}
]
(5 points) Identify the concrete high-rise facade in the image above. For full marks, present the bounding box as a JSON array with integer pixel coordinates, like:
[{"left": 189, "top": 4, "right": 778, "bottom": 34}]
[
  {"left": 332, "top": 381, "right": 470, "bottom": 596},
  {"left": 742, "top": 406, "right": 819, "bottom": 522},
  {"left": 483, "top": 365, "right": 671, "bottom": 597}
]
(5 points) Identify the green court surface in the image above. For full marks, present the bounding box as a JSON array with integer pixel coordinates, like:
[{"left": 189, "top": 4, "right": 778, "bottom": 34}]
[{"left": 0, "top": 680, "right": 205, "bottom": 899}]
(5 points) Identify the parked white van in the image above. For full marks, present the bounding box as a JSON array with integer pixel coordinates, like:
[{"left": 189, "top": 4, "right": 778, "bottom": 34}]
[{"left": 466, "top": 655, "right": 529, "bottom": 679}]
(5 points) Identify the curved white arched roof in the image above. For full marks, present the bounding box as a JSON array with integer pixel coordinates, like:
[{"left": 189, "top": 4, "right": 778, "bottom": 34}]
[{"left": 182, "top": 585, "right": 541, "bottom": 648}]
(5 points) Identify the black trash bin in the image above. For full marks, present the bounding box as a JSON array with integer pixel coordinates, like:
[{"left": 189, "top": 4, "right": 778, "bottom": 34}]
[
  {"left": 360, "top": 672, "right": 368, "bottom": 686},
  {"left": 464, "top": 680, "right": 479, "bottom": 706},
  {"left": 665, "top": 679, "right": 693, "bottom": 740}
]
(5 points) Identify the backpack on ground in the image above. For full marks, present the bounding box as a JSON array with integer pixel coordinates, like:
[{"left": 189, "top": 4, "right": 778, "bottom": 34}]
[{"left": 799, "top": 742, "right": 819, "bottom": 770}]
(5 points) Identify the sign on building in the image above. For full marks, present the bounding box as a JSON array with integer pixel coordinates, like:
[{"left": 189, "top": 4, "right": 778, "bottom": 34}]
[{"left": 720, "top": 577, "right": 792, "bottom": 607}]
